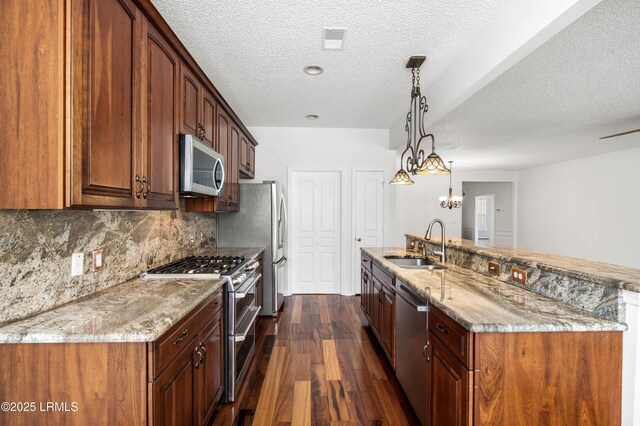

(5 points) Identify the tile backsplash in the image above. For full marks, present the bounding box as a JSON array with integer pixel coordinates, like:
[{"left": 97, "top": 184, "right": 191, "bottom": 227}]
[{"left": 0, "top": 202, "right": 216, "bottom": 325}]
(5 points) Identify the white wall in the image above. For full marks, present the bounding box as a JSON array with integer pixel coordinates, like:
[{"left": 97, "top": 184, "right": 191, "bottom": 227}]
[
  {"left": 518, "top": 146, "right": 640, "bottom": 269},
  {"left": 394, "top": 162, "right": 518, "bottom": 246},
  {"left": 246, "top": 127, "right": 397, "bottom": 295},
  {"left": 461, "top": 182, "right": 515, "bottom": 246}
]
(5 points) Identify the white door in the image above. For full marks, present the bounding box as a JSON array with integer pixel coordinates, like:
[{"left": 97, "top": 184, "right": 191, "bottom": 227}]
[
  {"left": 291, "top": 171, "right": 341, "bottom": 294},
  {"left": 353, "top": 171, "right": 384, "bottom": 294}
]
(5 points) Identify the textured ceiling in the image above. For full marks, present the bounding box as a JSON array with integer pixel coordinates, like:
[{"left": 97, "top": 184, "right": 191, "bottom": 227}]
[
  {"left": 150, "top": 0, "right": 508, "bottom": 128},
  {"left": 429, "top": 0, "right": 640, "bottom": 170}
]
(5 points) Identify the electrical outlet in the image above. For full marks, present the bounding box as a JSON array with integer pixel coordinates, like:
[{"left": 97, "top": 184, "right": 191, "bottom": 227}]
[
  {"left": 92, "top": 248, "right": 104, "bottom": 272},
  {"left": 510, "top": 267, "right": 527, "bottom": 285},
  {"left": 71, "top": 253, "right": 84, "bottom": 276},
  {"left": 488, "top": 261, "right": 500, "bottom": 276}
]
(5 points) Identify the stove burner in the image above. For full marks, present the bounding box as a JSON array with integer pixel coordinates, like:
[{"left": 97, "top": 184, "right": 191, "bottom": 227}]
[{"left": 146, "top": 255, "right": 246, "bottom": 276}]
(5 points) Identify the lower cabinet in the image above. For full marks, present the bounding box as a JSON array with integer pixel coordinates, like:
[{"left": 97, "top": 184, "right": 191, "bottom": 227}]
[
  {"left": 152, "top": 342, "right": 196, "bottom": 425},
  {"left": 150, "top": 290, "right": 224, "bottom": 426},
  {"left": 362, "top": 260, "right": 395, "bottom": 369},
  {"left": 428, "top": 332, "right": 471, "bottom": 426},
  {"left": 359, "top": 251, "right": 623, "bottom": 425}
]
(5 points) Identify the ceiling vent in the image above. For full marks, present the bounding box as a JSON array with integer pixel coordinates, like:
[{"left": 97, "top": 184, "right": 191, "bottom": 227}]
[{"left": 322, "top": 27, "right": 347, "bottom": 50}]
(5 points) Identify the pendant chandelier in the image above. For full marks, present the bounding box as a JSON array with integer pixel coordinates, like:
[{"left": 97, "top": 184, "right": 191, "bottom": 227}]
[
  {"left": 390, "top": 55, "right": 450, "bottom": 185},
  {"left": 439, "top": 161, "right": 463, "bottom": 209}
]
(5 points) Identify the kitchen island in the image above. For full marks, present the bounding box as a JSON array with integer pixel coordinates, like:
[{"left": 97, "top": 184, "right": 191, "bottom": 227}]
[{"left": 361, "top": 246, "right": 625, "bottom": 426}]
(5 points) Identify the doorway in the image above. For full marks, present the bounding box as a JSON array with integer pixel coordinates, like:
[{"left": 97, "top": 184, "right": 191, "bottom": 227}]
[
  {"left": 474, "top": 195, "right": 495, "bottom": 245},
  {"left": 353, "top": 170, "right": 384, "bottom": 294},
  {"left": 290, "top": 171, "right": 342, "bottom": 294}
]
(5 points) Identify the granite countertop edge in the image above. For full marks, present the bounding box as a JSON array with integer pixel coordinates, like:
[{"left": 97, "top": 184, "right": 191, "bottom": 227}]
[
  {"left": 363, "top": 247, "right": 627, "bottom": 333},
  {"left": 405, "top": 234, "right": 640, "bottom": 293}
]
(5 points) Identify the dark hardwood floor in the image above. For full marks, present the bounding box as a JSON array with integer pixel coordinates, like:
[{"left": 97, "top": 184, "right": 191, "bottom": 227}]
[{"left": 211, "top": 295, "right": 421, "bottom": 425}]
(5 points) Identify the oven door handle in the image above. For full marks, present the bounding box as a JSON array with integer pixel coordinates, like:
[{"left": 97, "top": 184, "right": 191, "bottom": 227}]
[
  {"left": 235, "top": 273, "right": 262, "bottom": 299},
  {"left": 234, "top": 306, "right": 261, "bottom": 342}
]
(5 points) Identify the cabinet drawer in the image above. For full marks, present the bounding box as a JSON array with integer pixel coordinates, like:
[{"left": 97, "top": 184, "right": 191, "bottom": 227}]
[
  {"left": 361, "top": 252, "right": 372, "bottom": 272},
  {"left": 372, "top": 262, "right": 394, "bottom": 292},
  {"left": 151, "top": 289, "right": 223, "bottom": 379},
  {"left": 428, "top": 305, "right": 473, "bottom": 368}
]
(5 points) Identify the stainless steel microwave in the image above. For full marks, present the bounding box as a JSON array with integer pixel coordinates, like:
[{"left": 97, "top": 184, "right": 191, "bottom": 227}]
[{"left": 179, "top": 133, "right": 225, "bottom": 197}]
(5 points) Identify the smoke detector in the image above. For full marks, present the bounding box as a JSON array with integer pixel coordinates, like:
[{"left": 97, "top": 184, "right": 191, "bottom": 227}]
[{"left": 322, "top": 27, "right": 347, "bottom": 50}]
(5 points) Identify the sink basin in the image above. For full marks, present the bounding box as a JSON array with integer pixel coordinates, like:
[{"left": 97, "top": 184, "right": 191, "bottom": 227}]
[{"left": 384, "top": 255, "right": 446, "bottom": 270}]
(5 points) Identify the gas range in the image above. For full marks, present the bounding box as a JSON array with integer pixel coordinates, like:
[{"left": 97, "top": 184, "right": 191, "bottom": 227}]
[{"left": 140, "top": 255, "right": 246, "bottom": 280}]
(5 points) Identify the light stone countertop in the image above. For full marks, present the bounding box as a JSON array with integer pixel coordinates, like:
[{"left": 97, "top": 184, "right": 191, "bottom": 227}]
[
  {"left": 406, "top": 234, "right": 640, "bottom": 293},
  {"left": 0, "top": 277, "right": 225, "bottom": 343},
  {"left": 364, "top": 247, "right": 627, "bottom": 333},
  {"left": 0, "top": 247, "right": 266, "bottom": 344}
]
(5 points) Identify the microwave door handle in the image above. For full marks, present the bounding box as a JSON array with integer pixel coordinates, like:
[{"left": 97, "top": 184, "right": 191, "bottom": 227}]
[{"left": 217, "top": 159, "right": 225, "bottom": 193}]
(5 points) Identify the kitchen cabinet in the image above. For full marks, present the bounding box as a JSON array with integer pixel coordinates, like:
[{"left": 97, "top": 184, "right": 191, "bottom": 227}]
[
  {"left": 428, "top": 332, "right": 471, "bottom": 426},
  {"left": 239, "top": 133, "right": 256, "bottom": 179},
  {"left": 179, "top": 61, "right": 217, "bottom": 149},
  {"left": 195, "top": 311, "right": 224, "bottom": 425},
  {"left": 0, "top": 287, "right": 224, "bottom": 425},
  {"left": 214, "top": 121, "right": 240, "bottom": 212},
  {"left": 362, "top": 262, "right": 396, "bottom": 368},
  {"left": 359, "top": 250, "right": 623, "bottom": 425},
  {"left": 0, "top": 0, "right": 258, "bottom": 210},
  {"left": 68, "top": 0, "right": 142, "bottom": 208},
  {"left": 142, "top": 20, "right": 180, "bottom": 209}
]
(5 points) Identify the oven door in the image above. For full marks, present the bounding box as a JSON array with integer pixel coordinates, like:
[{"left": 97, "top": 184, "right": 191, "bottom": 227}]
[
  {"left": 228, "top": 273, "right": 261, "bottom": 336},
  {"left": 228, "top": 300, "right": 261, "bottom": 401}
]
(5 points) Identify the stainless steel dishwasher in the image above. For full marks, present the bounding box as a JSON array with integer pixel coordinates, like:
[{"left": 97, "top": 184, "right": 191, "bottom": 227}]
[{"left": 395, "top": 279, "right": 428, "bottom": 425}]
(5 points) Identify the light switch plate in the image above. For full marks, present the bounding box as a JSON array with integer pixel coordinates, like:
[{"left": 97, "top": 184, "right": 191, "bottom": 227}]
[
  {"left": 71, "top": 253, "right": 84, "bottom": 276},
  {"left": 92, "top": 248, "right": 104, "bottom": 272},
  {"left": 510, "top": 267, "right": 527, "bottom": 285}
]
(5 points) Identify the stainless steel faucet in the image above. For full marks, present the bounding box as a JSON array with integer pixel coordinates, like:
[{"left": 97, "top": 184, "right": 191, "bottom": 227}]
[{"left": 425, "top": 219, "right": 446, "bottom": 264}]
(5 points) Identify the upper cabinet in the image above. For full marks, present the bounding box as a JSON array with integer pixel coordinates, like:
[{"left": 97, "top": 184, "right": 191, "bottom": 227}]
[
  {"left": 239, "top": 133, "right": 256, "bottom": 179},
  {"left": 179, "top": 62, "right": 217, "bottom": 149},
  {"left": 0, "top": 0, "right": 256, "bottom": 210}
]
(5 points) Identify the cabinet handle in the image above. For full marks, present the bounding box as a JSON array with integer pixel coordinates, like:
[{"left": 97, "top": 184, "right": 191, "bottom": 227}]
[
  {"left": 173, "top": 329, "right": 189, "bottom": 345},
  {"left": 425, "top": 355, "right": 431, "bottom": 364},
  {"left": 199, "top": 342, "right": 207, "bottom": 363},
  {"left": 435, "top": 323, "right": 450, "bottom": 334},
  {"left": 195, "top": 348, "right": 204, "bottom": 369},
  {"left": 422, "top": 341, "right": 430, "bottom": 358},
  {"left": 143, "top": 178, "right": 151, "bottom": 199},
  {"left": 135, "top": 175, "right": 145, "bottom": 199}
]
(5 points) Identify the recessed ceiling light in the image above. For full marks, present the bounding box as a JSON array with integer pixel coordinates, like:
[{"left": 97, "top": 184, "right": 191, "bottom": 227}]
[
  {"left": 305, "top": 114, "right": 319, "bottom": 120},
  {"left": 303, "top": 65, "right": 324, "bottom": 75}
]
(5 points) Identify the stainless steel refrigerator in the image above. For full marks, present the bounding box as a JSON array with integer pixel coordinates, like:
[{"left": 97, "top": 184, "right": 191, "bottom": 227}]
[{"left": 217, "top": 181, "right": 287, "bottom": 316}]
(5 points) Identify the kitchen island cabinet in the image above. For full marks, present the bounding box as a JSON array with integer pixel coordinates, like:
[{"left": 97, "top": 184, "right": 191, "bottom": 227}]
[{"left": 360, "top": 247, "right": 625, "bottom": 425}]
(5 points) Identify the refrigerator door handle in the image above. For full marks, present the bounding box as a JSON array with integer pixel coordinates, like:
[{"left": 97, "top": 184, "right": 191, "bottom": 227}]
[{"left": 279, "top": 194, "right": 287, "bottom": 250}]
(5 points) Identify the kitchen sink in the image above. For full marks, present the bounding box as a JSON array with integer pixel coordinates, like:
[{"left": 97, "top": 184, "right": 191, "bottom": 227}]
[{"left": 383, "top": 255, "right": 446, "bottom": 270}]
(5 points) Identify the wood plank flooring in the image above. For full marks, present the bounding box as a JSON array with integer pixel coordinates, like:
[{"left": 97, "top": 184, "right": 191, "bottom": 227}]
[{"left": 211, "top": 295, "right": 420, "bottom": 425}]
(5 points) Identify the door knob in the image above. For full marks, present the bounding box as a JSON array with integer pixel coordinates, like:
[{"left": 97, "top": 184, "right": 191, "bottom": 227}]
[{"left": 356, "top": 238, "right": 362, "bottom": 242}]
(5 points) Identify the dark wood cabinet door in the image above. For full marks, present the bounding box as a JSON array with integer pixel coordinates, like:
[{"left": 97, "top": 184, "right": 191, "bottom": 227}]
[
  {"left": 248, "top": 143, "right": 256, "bottom": 177},
  {"left": 213, "top": 108, "right": 231, "bottom": 211},
  {"left": 382, "top": 290, "right": 395, "bottom": 366},
  {"left": 70, "top": 0, "right": 141, "bottom": 208},
  {"left": 229, "top": 124, "right": 240, "bottom": 207},
  {"left": 371, "top": 280, "right": 382, "bottom": 339},
  {"left": 152, "top": 346, "right": 196, "bottom": 426},
  {"left": 360, "top": 268, "right": 367, "bottom": 314},
  {"left": 143, "top": 22, "right": 178, "bottom": 209},
  {"left": 202, "top": 90, "right": 216, "bottom": 148},
  {"left": 196, "top": 311, "right": 224, "bottom": 425},
  {"left": 429, "top": 334, "right": 471, "bottom": 426},
  {"left": 180, "top": 62, "right": 199, "bottom": 137},
  {"left": 239, "top": 134, "right": 249, "bottom": 173}
]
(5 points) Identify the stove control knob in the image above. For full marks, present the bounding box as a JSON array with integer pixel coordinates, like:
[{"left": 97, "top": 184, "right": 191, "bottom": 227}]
[{"left": 232, "top": 275, "right": 245, "bottom": 286}]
